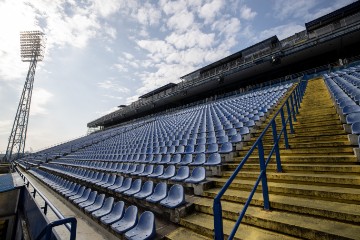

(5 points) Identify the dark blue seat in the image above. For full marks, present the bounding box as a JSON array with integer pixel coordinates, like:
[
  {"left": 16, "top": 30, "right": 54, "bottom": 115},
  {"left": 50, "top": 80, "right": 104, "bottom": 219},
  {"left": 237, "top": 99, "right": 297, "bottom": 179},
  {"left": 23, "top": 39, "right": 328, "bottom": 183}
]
[
  {"left": 189, "top": 153, "right": 206, "bottom": 166},
  {"left": 346, "top": 112, "right": 360, "bottom": 124},
  {"left": 170, "top": 166, "right": 189, "bottom": 181},
  {"left": 131, "top": 164, "right": 145, "bottom": 176},
  {"left": 138, "top": 165, "right": 154, "bottom": 176},
  {"left": 68, "top": 186, "right": 86, "bottom": 200},
  {"left": 160, "top": 184, "right": 186, "bottom": 208},
  {"left": 78, "top": 191, "right": 98, "bottom": 208},
  {"left": 73, "top": 188, "right": 91, "bottom": 203},
  {"left": 92, "top": 197, "right": 114, "bottom": 218},
  {"left": 148, "top": 165, "right": 164, "bottom": 178},
  {"left": 146, "top": 182, "right": 167, "bottom": 203},
  {"left": 133, "top": 181, "right": 154, "bottom": 200},
  {"left": 178, "top": 154, "right": 192, "bottom": 165},
  {"left": 169, "top": 154, "right": 181, "bottom": 164},
  {"left": 63, "top": 184, "right": 80, "bottom": 197},
  {"left": 95, "top": 173, "right": 110, "bottom": 186},
  {"left": 115, "top": 178, "right": 132, "bottom": 193},
  {"left": 185, "top": 167, "right": 206, "bottom": 183},
  {"left": 111, "top": 206, "right": 138, "bottom": 234},
  {"left": 204, "top": 153, "right": 221, "bottom": 166},
  {"left": 206, "top": 143, "right": 218, "bottom": 153},
  {"left": 219, "top": 142, "right": 232, "bottom": 153},
  {"left": 158, "top": 165, "right": 176, "bottom": 180},
  {"left": 84, "top": 193, "right": 105, "bottom": 213},
  {"left": 230, "top": 133, "right": 242, "bottom": 143},
  {"left": 352, "top": 122, "right": 360, "bottom": 134},
  {"left": 100, "top": 201, "right": 125, "bottom": 225},
  {"left": 124, "top": 211, "right": 156, "bottom": 240},
  {"left": 108, "top": 176, "right": 124, "bottom": 190},
  {"left": 123, "top": 179, "right": 142, "bottom": 196},
  {"left": 101, "top": 174, "right": 117, "bottom": 188},
  {"left": 343, "top": 105, "right": 360, "bottom": 115}
]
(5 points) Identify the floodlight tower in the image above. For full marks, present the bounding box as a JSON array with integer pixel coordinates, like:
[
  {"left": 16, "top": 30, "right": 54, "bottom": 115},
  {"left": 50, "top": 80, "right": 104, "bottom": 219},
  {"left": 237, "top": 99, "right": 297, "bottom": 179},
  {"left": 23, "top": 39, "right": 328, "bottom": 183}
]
[{"left": 3, "top": 31, "right": 46, "bottom": 162}]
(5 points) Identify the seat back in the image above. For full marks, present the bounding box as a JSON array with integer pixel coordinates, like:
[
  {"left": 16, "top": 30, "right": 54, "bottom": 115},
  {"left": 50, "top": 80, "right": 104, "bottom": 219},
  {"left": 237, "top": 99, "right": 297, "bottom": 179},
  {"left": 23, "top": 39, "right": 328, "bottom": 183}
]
[
  {"left": 153, "top": 182, "right": 167, "bottom": 197},
  {"left": 123, "top": 205, "right": 138, "bottom": 223}
]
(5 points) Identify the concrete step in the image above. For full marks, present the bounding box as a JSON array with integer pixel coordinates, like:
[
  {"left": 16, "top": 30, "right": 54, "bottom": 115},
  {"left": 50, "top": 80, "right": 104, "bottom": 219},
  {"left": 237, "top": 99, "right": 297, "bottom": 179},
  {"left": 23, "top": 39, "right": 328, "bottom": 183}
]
[
  {"left": 240, "top": 141, "right": 352, "bottom": 151},
  {"left": 209, "top": 177, "right": 360, "bottom": 203},
  {"left": 203, "top": 188, "right": 360, "bottom": 223},
  {"left": 165, "top": 227, "right": 212, "bottom": 240},
  {"left": 253, "top": 129, "right": 346, "bottom": 139},
  {"left": 237, "top": 147, "right": 354, "bottom": 156},
  {"left": 226, "top": 163, "right": 360, "bottom": 174},
  {"left": 234, "top": 155, "right": 357, "bottom": 164},
  {"left": 222, "top": 171, "right": 360, "bottom": 187},
  {"left": 179, "top": 213, "right": 298, "bottom": 240},
  {"left": 194, "top": 198, "right": 360, "bottom": 240}
]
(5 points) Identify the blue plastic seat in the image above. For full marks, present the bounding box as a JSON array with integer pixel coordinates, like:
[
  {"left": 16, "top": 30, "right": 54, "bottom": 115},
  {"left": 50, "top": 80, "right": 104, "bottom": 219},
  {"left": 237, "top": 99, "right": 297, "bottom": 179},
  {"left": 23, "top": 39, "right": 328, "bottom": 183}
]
[
  {"left": 194, "top": 144, "right": 206, "bottom": 153},
  {"left": 206, "top": 143, "right": 218, "bottom": 154},
  {"left": 68, "top": 186, "right": 86, "bottom": 200},
  {"left": 343, "top": 105, "right": 360, "bottom": 115},
  {"left": 131, "top": 164, "right": 145, "bottom": 176},
  {"left": 123, "top": 179, "right": 142, "bottom": 196},
  {"left": 146, "top": 182, "right": 167, "bottom": 203},
  {"left": 92, "top": 197, "right": 114, "bottom": 218},
  {"left": 133, "top": 181, "right": 154, "bottom": 200},
  {"left": 111, "top": 206, "right": 138, "bottom": 234},
  {"left": 230, "top": 133, "right": 242, "bottom": 143},
  {"left": 239, "top": 127, "right": 250, "bottom": 135},
  {"left": 95, "top": 173, "right": 110, "bottom": 186},
  {"left": 204, "top": 153, "right": 221, "bottom": 166},
  {"left": 108, "top": 176, "right": 124, "bottom": 190},
  {"left": 100, "top": 201, "right": 125, "bottom": 225},
  {"left": 184, "top": 145, "right": 195, "bottom": 154},
  {"left": 160, "top": 184, "right": 186, "bottom": 209},
  {"left": 148, "top": 165, "right": 164, "bottom": 178},
  {"left": 169, "top": 154, "right": 181, "bottom": 164},
  {"left": 189, "top": 153, "right": 205, "bottom": 166},
  {"left": 185, "top": 167, "right": 206, "bottom": 183},
  {"left": 138, "top": 165, "right": 154, "bottom": 176},
  {"left": 115, "top": 178, "right": 132, "bottom": 193},
  {"left": 219, "top": 142, "right": 232, "bottom": 153},
  {"left": 158, "top": 165, "right": 176, "bottom": 179},
  {"left": 170, "top": 166, "right": 189, "bottom": 181},
  {"left": 78, "top": 191, "right": 98, "bottom": 208},
  {"left": 347, "top": 112, "right": 360, "bottom": 124},
  {"left": 73, "top": 188, "right": 91, "bottom": 204},
  {"left": 159, "top": 154, "right": 171, "bottom": 164},
  {"left": 84, "top": 193, "right": 105, "bottom": 213},
  {"left": 178, "top": 154, "right": 192, "bottom": 165},
  {"left": 124, "top": 211, "right": 156, "bottom": 240},
  {"left": 101, "top": 174, "right": 117, "bottom": 188},
  {"left": 352, "top": 122, "right": 360, "bottom": 134}
]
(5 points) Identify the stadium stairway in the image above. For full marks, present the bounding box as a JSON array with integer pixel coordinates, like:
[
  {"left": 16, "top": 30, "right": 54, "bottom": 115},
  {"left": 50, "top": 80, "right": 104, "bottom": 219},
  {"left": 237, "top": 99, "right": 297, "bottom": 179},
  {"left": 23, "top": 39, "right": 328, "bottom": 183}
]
[{"left": 166, "top": 78, "right": 360, "bottom": 240}]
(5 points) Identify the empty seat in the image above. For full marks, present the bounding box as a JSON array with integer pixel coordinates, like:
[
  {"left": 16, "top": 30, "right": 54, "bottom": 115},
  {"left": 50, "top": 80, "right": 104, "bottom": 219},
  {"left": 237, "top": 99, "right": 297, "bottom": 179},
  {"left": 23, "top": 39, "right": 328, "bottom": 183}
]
[
  {"left": 352, "top": 122, "right": 360, "bottom": 134},
  {"left": 146, "top": 182, "right": 167, "bottom": 203},
  {"left": 138, "top": 165, "right": 154, "bottom": 177},
  {"left": 68, "top": 186, "right": 86, "bottom": 200},
  {"left": 124, "top": 211, "right": 156, "bottom": 240},
  {"left": 108, "top": 176, "right": 124, "bottom": 190},
  {"left": 178, "top": 154, "right": 192, "bottom": 165},
  {"left": 185, "top": 167, "right": 206, "bottom": 183},
  {"left": 219, "top": 142, "right": 232, "bottom": 153},
  {"left": 170, "top": 166, "right": 190, "bottom": 181},
  {"left": 101, "top": 174, "right": 117, "bottom": 188},
  {"left": 92, "top": 197, "right": 114, "bottom": 218},
  {"left": 204, "top": 153, "right": 221, "bottom": 166},
  {"left": 206, "top": 143, "right": 218, "bottom": 154},
  {"left": 111, "top": 206, "right": 138, "bottom": 234},
  {"left": 133, "top": 181, "right": 154, "bottom": 200},
  {"left": 100, "top": 201, "right": 125, "bottom": 225},
  {"left": 189, "top": 153, "right": 206, "bottom": 166},
  {"left": 158, "top": 165, "right": 176, "bottom": 180},
  {"left": 84, "top": 193, "right": 105, "bottom": 213},
  {"left": 73, "top": 188, "right": 91, "bottom": 204},
  {"left": 78, "top": 191, "right": 98, "bottom": 208},
  {"left": 148, "top": 165, "right": 164, "bottom": 178},
  {"left": 115, "top": 178, "right": 132, "bottom": 193},
  {"left": 160, "top": 184, "right": 186, "bottom": 209},
  {"left": 123, "top": 179, "right": 142, "bottom": 196}
]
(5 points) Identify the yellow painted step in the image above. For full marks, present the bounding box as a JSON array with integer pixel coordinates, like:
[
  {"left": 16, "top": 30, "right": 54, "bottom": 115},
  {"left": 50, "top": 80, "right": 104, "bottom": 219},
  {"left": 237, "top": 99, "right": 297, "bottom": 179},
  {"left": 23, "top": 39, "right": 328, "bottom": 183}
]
[
  {"left": 165, "top": 227, "right": 211, "bottom": 240},
  {"left": 180, "top": 213, "right": 298, "bottom": 240},
  {"left": 235, "top": 155, "right": 357, "bottom": 164},
  {"left": 203, "top": 188, "right": 360, "bottom": 223}
]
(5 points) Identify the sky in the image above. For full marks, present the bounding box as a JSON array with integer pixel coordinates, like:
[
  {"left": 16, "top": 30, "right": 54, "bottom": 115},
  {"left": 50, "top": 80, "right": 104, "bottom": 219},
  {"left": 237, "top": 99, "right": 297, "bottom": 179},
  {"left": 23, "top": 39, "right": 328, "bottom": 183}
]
[{"left": 0, "top": 0, "right": 355, "bottom": 153}]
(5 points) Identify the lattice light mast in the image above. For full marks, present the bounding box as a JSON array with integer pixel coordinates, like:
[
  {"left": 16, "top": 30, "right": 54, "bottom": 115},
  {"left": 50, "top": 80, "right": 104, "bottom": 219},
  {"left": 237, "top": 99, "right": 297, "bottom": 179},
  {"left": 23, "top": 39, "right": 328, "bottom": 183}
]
[{"left": 3, "top": 31, "right": 46, "bottom": 162}]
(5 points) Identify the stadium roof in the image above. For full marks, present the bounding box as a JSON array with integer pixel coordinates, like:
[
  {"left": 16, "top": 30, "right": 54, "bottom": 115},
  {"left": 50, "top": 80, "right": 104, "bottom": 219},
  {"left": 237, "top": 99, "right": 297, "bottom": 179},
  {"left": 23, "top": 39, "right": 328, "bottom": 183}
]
[{"left": 139, "top": 83, "right": 177, "bottom": 99}]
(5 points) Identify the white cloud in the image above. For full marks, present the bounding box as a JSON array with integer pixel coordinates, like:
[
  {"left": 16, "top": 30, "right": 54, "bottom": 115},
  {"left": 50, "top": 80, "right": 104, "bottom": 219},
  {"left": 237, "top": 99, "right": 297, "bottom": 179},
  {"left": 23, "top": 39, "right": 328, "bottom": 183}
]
[
  {"left": 0, "top": 120, "right": 12, "bottom": 136},
  {"left": 198, "top": 0, "right": 224, "bottom": 24},
  {"left": 165, "top": 29, "right": 215, "bottom": 49},
  {"left": 135, "top": 3, "right": 162, "bottom": 26},
  {"left": 167, "top": 10, "right": 195, "bottom": 32},
  {"left": 30, "top": 88, "right": 53, "bottom": 116},
  {"left": 240, "top": 5, "right": 257, "bottom": 20},
  {"left": 97, "top": 80, "right": 130, "bottom": 93},
  {"left": 258, "top": 23, "right": 305, "bottom": 40}
]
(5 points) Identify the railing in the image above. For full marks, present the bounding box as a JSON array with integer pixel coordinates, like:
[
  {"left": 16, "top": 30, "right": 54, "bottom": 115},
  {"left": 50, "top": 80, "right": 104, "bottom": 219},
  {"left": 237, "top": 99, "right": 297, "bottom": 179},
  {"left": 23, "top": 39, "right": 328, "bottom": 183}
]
[
  {"left": 16, "top": 168, "right": 77, "bottom": 240},
  {"left": 213, "top": 79, "right": 308, "bottom": 239}
]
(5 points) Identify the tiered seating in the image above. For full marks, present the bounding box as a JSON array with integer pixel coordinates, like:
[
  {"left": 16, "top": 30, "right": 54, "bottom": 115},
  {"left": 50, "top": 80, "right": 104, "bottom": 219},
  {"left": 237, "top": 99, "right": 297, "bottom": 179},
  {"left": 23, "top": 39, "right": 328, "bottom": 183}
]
[
  {"left": 29, "top": 168, "right": 156, "bottom": 239},
  {"left": 324, "top": 65, "right": 360, "bottom": 147}
]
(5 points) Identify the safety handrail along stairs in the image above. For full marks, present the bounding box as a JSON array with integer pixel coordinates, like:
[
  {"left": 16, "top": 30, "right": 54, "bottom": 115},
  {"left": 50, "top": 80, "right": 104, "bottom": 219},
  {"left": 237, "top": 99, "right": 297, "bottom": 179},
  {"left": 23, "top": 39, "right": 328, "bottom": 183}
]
[
  {"left": 16, "top": 168, "right": 77, "bottom": 240},
  {"left": 213, "top": 79, "right": 308, "bottom": 239}
]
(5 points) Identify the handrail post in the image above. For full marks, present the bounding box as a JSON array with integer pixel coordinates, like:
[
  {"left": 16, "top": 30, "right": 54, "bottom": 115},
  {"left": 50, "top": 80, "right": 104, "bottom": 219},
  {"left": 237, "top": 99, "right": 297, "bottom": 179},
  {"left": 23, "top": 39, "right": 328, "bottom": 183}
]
[
  {"left": 290, "top": 95, "right": 297, "bottom": 122},
  {"left": 271, "top": 121, "right": 282, "bottom": 172},
  {"left": 294, "top": 88, "right": 299, "bottom": 114},
  {"left": 280, "top": 109, "right": 290, "bottom": 149},
  {"left": 285, "top": 100, "right": 294, "bottom": 134},
  {"left": 258, "top": 139, "right": 270, "bottom": 210},
  {"left": 213, "top": 199, "right": 224, "bottom": 240}
]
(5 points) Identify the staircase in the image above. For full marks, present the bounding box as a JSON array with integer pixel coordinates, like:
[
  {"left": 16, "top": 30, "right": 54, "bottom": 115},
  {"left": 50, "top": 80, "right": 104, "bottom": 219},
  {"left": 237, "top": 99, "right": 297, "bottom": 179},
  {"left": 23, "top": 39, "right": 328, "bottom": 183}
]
[{"left": 166, "top": 78, "right": 360, "bottom": 240}]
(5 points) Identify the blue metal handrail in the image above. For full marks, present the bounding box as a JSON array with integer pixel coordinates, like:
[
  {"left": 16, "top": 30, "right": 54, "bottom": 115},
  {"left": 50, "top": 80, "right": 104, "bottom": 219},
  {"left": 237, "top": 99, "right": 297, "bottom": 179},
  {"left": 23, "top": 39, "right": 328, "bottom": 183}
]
[
  {"left": 16, "top": 168, "right": 77, "bottom": 240},
  {"left": 213, "top": 79, "right": 308, "bottom": 239}
]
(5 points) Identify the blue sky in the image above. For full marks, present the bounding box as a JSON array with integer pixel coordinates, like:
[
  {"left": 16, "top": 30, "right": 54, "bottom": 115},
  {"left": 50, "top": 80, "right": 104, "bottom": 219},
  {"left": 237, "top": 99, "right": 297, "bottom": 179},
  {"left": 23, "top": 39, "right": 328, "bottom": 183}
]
[{"left": 0, "top": 0, "right": 355, "bottom": 153}]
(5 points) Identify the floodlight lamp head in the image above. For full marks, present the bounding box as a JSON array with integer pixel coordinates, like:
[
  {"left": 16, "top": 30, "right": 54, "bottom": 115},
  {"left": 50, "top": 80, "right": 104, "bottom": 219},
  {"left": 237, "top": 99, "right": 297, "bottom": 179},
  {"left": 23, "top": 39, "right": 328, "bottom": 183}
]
[{"left": 20, "top": 31, "right": 46, "bottom": 62}]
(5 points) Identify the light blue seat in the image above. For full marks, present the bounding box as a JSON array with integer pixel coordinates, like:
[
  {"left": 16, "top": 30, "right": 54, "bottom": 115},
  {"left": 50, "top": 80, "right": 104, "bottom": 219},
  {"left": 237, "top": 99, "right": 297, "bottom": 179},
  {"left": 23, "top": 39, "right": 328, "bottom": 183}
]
[
  {"left": 131, "top": 164, "right": 145, "bottom": 176},
  {"left": 352, "top": 122, "right": 360, "bottom": 134},
  {"left": 89, "top": 172, "right": 104, "bottom": 184},
  {"left": 73, "top": 188, "right": 91, "bottom": 204},
  {"left": 134, "top": 181, "right": 154, "bottom": 200},
  {"left": 146, "top": 182, "right": 167, "bottom": 203},
  {"left": 184, "top": 145, "right": 195, "bottom": 154},
  {"left": 185, "top": 167, "right": 206, "bottom": 184},
  {"left": 206, "top": 143, "right": 218, "bottom": 154},
  {"left": 159, "top": 154, "right": 171, "bottom": 164},
  {"left": 124, "top": 164, "right": 137, "bottom": 174},
  {"left": 63, "top": 183, "right": 79, "bottom": 197},
  {"left": 346, "top": 112, "right": 360, "bottom": 124},
  {"left": 204, "top": 153, "right": 221, "bottom": 166},
  {"left": 148, "top": 165, "right": 164, "bottom": 178},
  {"left": 219, "top": 142, "right": 233, "bottom": 153},
  {"left": 123, "top": 179, "right": 142, "bottom": 196},
  {"left": 169, "top": 154, "right": 181, "bottom": 164},
  {"left": 170, "top": 166, "right": 189, "bottom": 181},
  {"left": 84, "top": 193, "right": 105, "bottom": 213},
  {"left": 189, "top": 153, "right": 205, "bottom": 166},
  {"left": 111, "top": 206, "right": 138, "bottom": 234},
  {"left": 108, "top": 176, "right": 124, "bottom": 190},
  {"left": 92, "top": 197, "right": 114, "bottom": 218},
  {"left": 194, "top": 144, "right": 206, "bottom": 154},
  {"left": 343, "top": 105, "right": 360, "bottom": 115},
  {"left": 151, "top": 155, "right": 162, "bottom": 163},
  {"left": 124, "top": 211, "right": 156, "bottom": 240},
  {"left": 158, "top": 165, "right": 176, "bottom": 180},
  {"left": 138, "top": 165, "right": 154, "bottom": 177},
  {"left": 160, "top": 184, "right": 186, "bottom": 209},
  {"left": 230, "top": 133, "right": 242, "bottom": 143},
  {"left": 101, "top": 174, "right": 117, "bottom": 188},
  {"left": 95, "top": 173, "right": 110, "bottom": 186},
  {"left": 68, "top": 186, "right": 86, "bottom": 200},
  {"left": 227, "top": 128, "right": 237, "bottom": 136},
  {"left": 78, "top": 191, "right": 98, "bottom": 208},
  {"left": 239, "top": 127, "right": 250, "bottom": 135},
  {"left": 100, "top": 201, "right": 125, "bottom": 225},
  {"left": 178, "top": 154, "right": 192, "bottom": 165},
  {"left": 115, "top": 178, "right": 132, "bottom": 193},
  {"left": 218, "top": 136, "right": 228, "bottom": 144}
]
